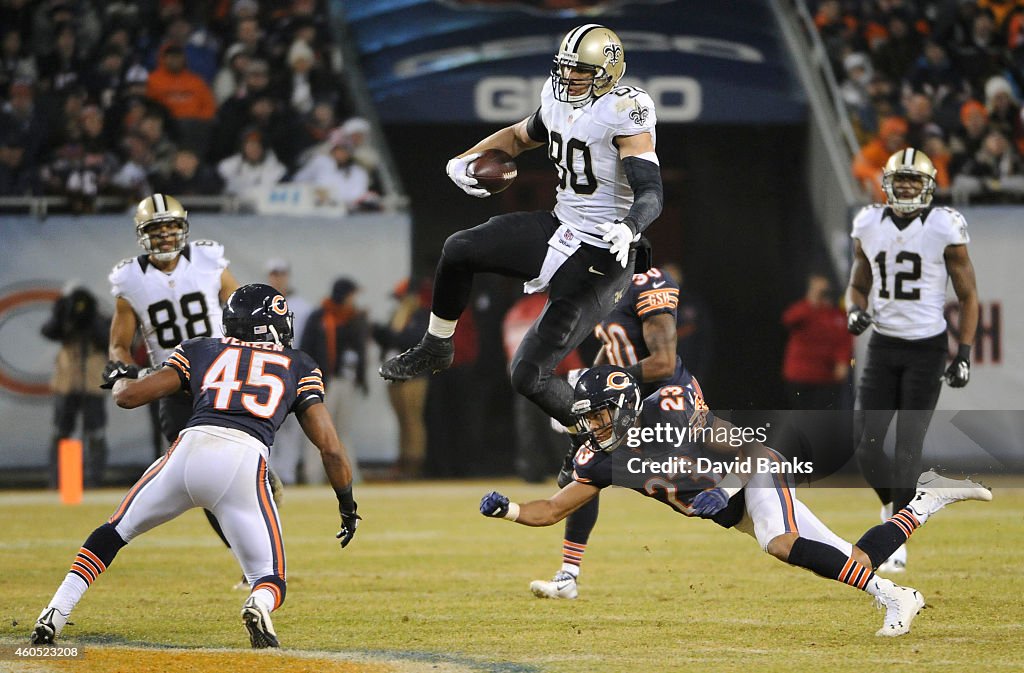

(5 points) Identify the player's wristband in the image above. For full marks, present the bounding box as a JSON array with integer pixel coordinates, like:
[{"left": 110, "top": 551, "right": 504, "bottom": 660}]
[
  {"left": 719, "top": 473, "right": 743, "bottom": 499},
  {"left": 334, "top": 485, "right": 356, "bottom": 513},
  {"left": 957, "top": 344, "right": 971, "bottom": 361},
  {"left": 504, "top": 502, "right": 520, "bottom": 522}
]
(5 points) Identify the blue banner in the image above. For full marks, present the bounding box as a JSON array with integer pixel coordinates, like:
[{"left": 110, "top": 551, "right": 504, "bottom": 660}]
[{"left": 338, "top": 0, "right": 806, "bottom": 124}]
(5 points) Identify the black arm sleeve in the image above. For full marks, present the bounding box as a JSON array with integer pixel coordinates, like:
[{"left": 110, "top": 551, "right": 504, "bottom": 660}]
[
  {"left": 525, "top": 107, "right": 548, "bottom": 143},
  {"left": 621, "top": 155, "right": 663, "bottom": 235}
]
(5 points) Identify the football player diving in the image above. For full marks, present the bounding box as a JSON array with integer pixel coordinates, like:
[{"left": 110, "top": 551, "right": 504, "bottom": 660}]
[
  {"left": 380, "top": 25, "right": 664, "bottom": 435},
  {"left": 481, "top": 366, "right": 992, "bottom": 637},
  {"left": 846, "top": 149, "right": 979, "bottom": 573},
  {"left": 33, "top": 284, "right": 359, "bottom": 649}
]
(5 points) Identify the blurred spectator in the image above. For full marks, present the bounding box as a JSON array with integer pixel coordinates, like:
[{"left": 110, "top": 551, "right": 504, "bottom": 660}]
[
  {"left": 40, "top": 284, "right": 110, "bottom": 488},
  {"left": 134, "top": 112, "right": 177, "bottom": 180},
  {"left": 152, "top": 148, "right": 223, "bottom": 195},
  {"left": 502, "top": 292, "right": 584, "bottom": 482},
  {"left": 949, "top": 98, "right": 991, "bottom": 175},
  {"left": 841, "top": 52, "right": 876, "bottom": 141},
  {"left": 41, "top": 104, "right": 121, "bottom": 213},
  {"left": 82, "top": 45, "right": 127, "bottom": 110},
  {"left": 284, "top": 38, "right": 330, "bottom": 115},
  {"left": 110, "top": 132, "right": 154, "bottom": 199},
  {"left": 36, "top": 22, "right": 83, "bottom": 93},
  {"left": 661, "top": 262, "right": 714, "bottom": 381},
  {"left": 300, "top": 278, "right": 369, "bottom": 485},
  {"left": 852, "top": 116, "right": 908, "bottom": 201},
  {"left": 217, "top": 127, "right": 286, "bottom": 206},
  {"left": 233, "top": 16, "right": 267, "bottom": 63},
  {"left": 265, "top": 257, "right": 315, "bottom": 485},
  {"left": 922, "top": 125, "right": 954, "bottom": 201},
  {"left": 212, "top": 42, "right": 249, "bottom": 103},
  {"left": 160, "top": 15, "right": 220, "bottom": 84},
  {"left": 951, "top": 127, "right": 1024, "bottom": 201},
  {"left": 0, "top": 78, "right": 49, "bottom": 170},
  {"left": 906, "top": 40, "right": 969, "bottom": 131},
  {"left": 871, "top": 10, "right": 923, "bottom": 82},
  {"left": 950, "top": 8, "right": 1008, "bottom": 98},
  {"left": 145, "top": 43, "right": 216, "bottom": 150},
  {"left": 372, "top": 278, "right": 432, "bottom": 480},
  {"left": 210, "top": 57, "right": 273, "bottom": 162},
  {"left": 0, "top": 132, "right": 37, "bottom": 195},
  {"left": 983, "top": 75, "right": 1024, "bottom": 152},
  {"left": 341, "top": 116, "right": 381, "bottom": 179},
  {"left": 296, "top": 99, "right": 338, "bottom": 163},
  {"left": 292, "top": 131, "right": 378, "bottom": 211},
  {"left": 781, "top": 274, "right": 851, "bottom": 411},
  {"left": 904, "top": 93, "right": 936, "bottom": 149},
  {"left": 0, "top": 27, "right": 37, "bottom": 93}
]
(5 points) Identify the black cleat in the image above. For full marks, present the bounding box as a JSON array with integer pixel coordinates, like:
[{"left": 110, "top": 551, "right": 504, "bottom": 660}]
[
  {"left": 378, "top": 333, "right": 454, "bottom": 382},
  {"left": 242, "top": 597, "right": 280, "bottom": 649}
]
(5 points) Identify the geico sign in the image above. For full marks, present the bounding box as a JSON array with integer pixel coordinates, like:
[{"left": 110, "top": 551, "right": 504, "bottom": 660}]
[{"left": 474, "top": 77, "right": 701, "bottom": 122}]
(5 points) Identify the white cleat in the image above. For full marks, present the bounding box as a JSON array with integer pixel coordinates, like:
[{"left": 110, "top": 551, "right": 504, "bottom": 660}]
[
  {"left": 909, "top": 470, "right": 992, "bottom": 518},
  {"left": 876, "top": 543, "right": 907, "bottom": 574},
  {"left": 242, "top": 596, "right": 280, "bottom": 648},
  {"left": 30, "top": 607, "right": 69, "bottom": 644},
  {"left": 530, "top": 571, "right": 578, "bottom": 600},
  {"left": 874, "top": 582, "right": 925, "bottom": 637}
]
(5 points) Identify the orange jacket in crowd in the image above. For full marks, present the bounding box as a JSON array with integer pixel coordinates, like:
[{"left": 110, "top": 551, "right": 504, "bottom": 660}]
[{"left": 145, "top": 47, "right": 216, "bottom": 121}]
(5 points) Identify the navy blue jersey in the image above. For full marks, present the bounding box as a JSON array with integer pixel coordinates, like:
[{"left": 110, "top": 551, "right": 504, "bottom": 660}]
[
  {"left": 595, "top": 267, "right": 687, "bottom": 395},
  {"left": 165, "top": 336, "right": 325, "bottom": 447},
  {"left": 572, "top": 379, "right": 745, "bottom": 528}
]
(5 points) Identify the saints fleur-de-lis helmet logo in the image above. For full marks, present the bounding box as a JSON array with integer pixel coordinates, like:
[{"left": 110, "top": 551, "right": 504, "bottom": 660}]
[{"left": 603, "top": 42, "right": 622, "bottom": 66}]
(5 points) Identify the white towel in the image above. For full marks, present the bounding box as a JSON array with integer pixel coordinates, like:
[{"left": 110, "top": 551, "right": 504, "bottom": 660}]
[{"left": 524, "top": 224, "right": 582, "bottom": 294}]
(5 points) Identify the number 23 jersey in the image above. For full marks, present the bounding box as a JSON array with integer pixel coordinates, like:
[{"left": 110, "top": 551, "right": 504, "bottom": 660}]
[
  {"left": 165, "top": 337, "right": 325, "bottom": 449},
  {"left": 109, "top": 241, "right": 228, "bottom": 366}
]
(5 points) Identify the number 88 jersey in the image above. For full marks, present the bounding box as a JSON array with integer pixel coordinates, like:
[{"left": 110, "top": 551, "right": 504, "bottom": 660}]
[{"left": 109, "top": 241, "right": 228, "bottom": 366}]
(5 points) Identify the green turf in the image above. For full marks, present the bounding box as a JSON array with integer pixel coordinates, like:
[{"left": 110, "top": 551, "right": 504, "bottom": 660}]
[{"left": 2, "top": 480, "right": 1021, "bottom": 672}]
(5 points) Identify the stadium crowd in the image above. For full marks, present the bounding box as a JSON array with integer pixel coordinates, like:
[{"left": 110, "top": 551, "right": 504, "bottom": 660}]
[
  {"left": 811, "top": 0, "right": 1024, "bottom": 204},
  {"left": 0, "top": 0, "right": 381, "bottom": 212}
]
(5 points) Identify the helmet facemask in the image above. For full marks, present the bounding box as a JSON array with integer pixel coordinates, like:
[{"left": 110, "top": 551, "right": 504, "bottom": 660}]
[
  {"left": 571, "top": 392, "right": 639, "bottom": 452},
  {"left": 883, "top": 170, "right": 935, "bottom": 215},
  {"left": 137, "top": 217, "right": 189, "bottom": 262},
  {"left": 551, "top": 25, "right": 626, "bottom": 108}
]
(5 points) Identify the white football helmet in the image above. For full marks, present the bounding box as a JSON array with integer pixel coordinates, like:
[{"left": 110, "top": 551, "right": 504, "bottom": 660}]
[
  {"left": 551, "top": 24, "right": 626, "bottom": 107},
  {"left": 134, "top": 193, "right": 188, "bottom": 262},
  {"left": 882, "top": 148, "right": 936, "bottom": 215}
]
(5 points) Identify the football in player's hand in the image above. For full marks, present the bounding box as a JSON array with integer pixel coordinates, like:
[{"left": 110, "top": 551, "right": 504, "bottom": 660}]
[{"left": 468, "top": 149, "right": 517, "bottom": 194}]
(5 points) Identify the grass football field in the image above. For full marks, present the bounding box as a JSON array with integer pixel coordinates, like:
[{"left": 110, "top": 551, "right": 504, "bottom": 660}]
[{"left": 1, "top": 479, "right": 1021, "bottom": 673}]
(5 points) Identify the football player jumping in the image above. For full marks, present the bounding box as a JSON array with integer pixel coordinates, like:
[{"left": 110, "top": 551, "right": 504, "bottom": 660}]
[
  {"left": 380, "top": 25, "right": 664, "bottom": 433},
  {"left": 32, "top": 284, "right": 359, "bottom": 649},
  {"left": 481, "top": 366, "right": 991, "bottom": 637},
  {"left": 845, "top": 149, "right": 979, "bottom": 573},
  {"left": 104, "top": 194, "right": 280, "bottom": 578},
  {"left": 531, "top": 266, "right": 688, "bottom": 599}
]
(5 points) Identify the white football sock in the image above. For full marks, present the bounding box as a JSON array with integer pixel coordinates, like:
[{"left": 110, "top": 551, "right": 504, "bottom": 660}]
[
  {"left": 427, "top": 314, "right": 457, "bottom": 339},
  {"left": 50, "top": 573, "right": 89, "bottom": 616}
]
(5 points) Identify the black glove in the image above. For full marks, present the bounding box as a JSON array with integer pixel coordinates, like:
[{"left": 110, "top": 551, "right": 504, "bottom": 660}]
[
  {"left": 336, "top": 508, "right": 361, "bottom": 548},
  {"left": 334, "top": 485, "right": 360, "bottom": 548},
  {"left": 847, "top": 308, "right": 873, "bottom": 335},
  {"left": 100, "top": 360, "right": 139, "bottom": 389},
  {"left": 944, "top": 345, "right": 971, "bottom": 388}
]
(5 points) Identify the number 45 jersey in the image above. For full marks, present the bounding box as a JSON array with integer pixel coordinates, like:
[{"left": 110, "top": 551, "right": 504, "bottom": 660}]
[
  {"left": 109, "top": 241, "right": 229, "bottom": 367},
  {"left": 165, "top": 337, "right": 325, "bottom": 450}
]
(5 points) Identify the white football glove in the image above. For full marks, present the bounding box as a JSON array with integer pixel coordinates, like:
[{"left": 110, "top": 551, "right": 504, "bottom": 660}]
[
  {"left": 596, "top": 221, "right": 638, "bottom": 268},
  {"left": 445, "top": 152, "right": 489, "bottom": 198}
]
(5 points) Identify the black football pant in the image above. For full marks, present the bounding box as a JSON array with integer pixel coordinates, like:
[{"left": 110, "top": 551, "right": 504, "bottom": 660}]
[
  {"left": 432, "top": 210, "right": 634, "bottom": 425},
  {"left": 855, "top": 331, "right": 946, "bottom": 513}
]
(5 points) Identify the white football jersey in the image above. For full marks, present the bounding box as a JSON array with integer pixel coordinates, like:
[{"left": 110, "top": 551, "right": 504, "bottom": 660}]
[
  {"left": 109, "top": 240, "right": 229, "bottom": 366},
  {"left": 539, "top": 82, "right": 657, "bottom": 247},
  {"left": 851, "top": 205, "right": 969, "bottom": 340}
]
